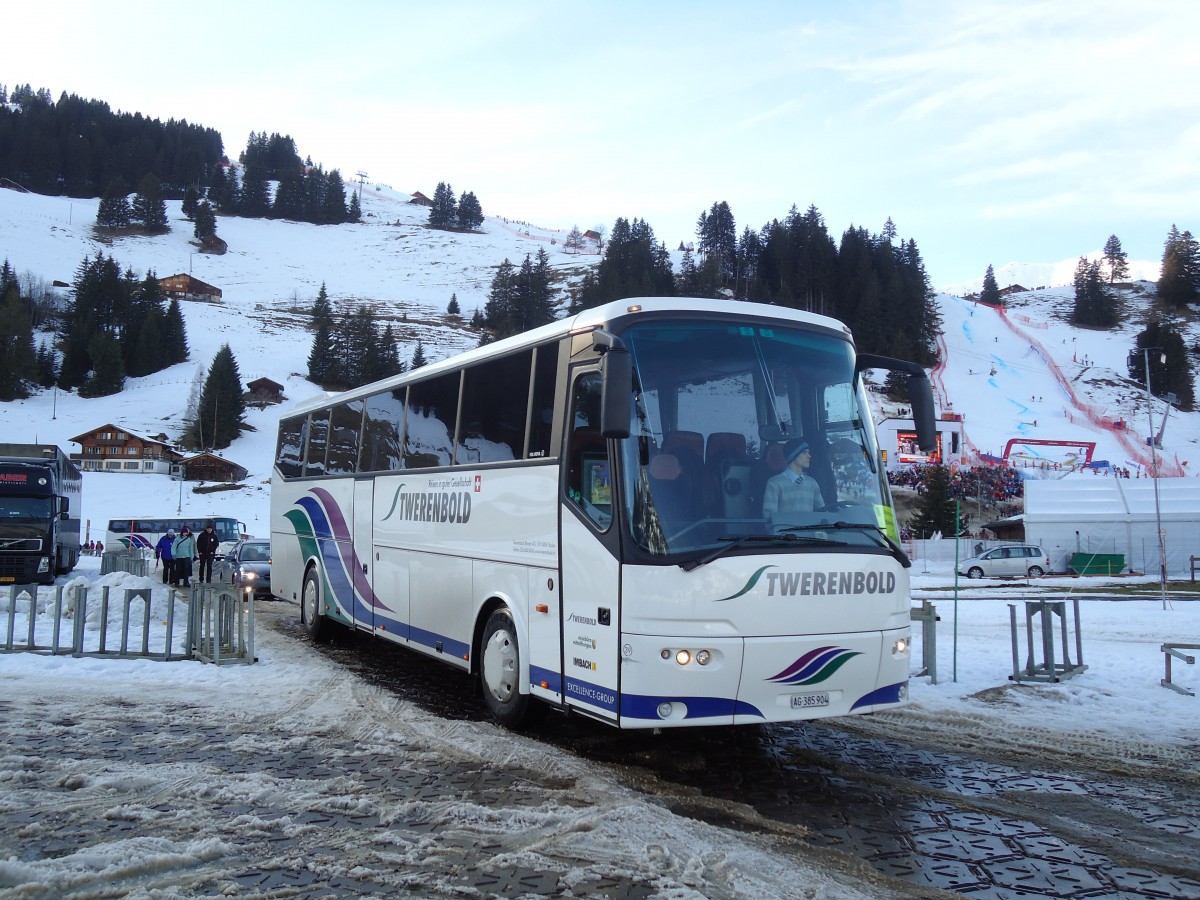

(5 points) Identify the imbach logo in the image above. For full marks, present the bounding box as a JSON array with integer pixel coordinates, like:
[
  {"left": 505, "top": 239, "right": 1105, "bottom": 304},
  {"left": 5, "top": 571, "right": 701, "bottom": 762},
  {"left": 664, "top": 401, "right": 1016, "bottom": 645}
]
[
  {"left": 381, "top": 483, "right": 472, "bottom": 524},
  {"left": 716, "top": 565, "right": 896, "bottom": 601}
]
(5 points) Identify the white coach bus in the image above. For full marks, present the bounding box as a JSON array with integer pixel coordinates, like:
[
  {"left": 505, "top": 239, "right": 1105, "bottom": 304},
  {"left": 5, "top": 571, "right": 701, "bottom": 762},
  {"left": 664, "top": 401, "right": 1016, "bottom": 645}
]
[{"left": 270, "top": 298, "right": 935, "bottom": 729}]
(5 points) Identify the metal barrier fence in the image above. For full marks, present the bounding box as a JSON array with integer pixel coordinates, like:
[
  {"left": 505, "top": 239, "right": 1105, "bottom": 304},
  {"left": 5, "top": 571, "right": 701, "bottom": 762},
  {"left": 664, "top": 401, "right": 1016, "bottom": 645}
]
[
  {"left": 910, "top": 600, "right": 939, "bottom": 684},
  {"left": 0, "top": 582, "right": 255, "bottom": 664},
  {"left": 1009, "top": 598, "right": 1088, "bottom": 684},
  {"left": 100, "top": 549, "right": 152, "bottom": 578}
]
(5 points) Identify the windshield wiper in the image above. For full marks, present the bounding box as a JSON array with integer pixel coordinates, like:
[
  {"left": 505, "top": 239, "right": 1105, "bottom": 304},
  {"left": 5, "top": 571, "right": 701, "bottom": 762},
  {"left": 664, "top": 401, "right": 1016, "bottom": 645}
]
[
  {"left": 781, "top": 522, "right": 911, "bottom": 566},
  {"left": 681, "top": 532, "right": 847, "bottom": 572}
]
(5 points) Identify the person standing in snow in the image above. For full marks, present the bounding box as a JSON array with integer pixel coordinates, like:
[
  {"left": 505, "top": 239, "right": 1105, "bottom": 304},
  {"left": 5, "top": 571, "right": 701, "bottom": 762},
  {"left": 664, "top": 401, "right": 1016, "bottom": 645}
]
[
  {"left": 196, "top": 520, "right": 220, "bottom": 583},
  {"left": 154, "top": 528, "right": 176, "bottom": 585},
  {"left": 172, "top": 526, "right": 196, "bottom": 587}
]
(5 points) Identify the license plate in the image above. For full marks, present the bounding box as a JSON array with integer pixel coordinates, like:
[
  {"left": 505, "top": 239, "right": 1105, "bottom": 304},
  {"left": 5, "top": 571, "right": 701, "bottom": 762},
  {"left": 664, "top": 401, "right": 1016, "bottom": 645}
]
[{"left": 791, "top": 691, "right": 830, "bottom": 709}]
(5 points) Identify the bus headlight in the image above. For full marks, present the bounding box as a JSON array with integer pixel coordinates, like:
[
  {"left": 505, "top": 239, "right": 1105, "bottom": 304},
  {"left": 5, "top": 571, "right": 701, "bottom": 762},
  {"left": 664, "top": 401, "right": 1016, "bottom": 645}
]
[
  {"left": 696, "top": 650, "right": 711, "bottom": 666},
  {"left": 675, "top": 649, "right": 691, "bottom": 666},
  {"left": 892, "top": 638, "right": 909, "bottom": 655}
]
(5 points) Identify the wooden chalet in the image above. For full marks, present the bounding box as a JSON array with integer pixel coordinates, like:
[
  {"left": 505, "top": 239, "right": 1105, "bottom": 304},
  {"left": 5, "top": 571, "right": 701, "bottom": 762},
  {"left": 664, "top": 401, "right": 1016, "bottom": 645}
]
[
  {"left": 410, "top": 191, "right": 433, "bottom": 206},
  {"left": 180, "top": 452, "right": 247, "bottom": 483},
  {"left": 158, "top": 273, "right": 223, "bottom": 303},
  {"left": 245, "top": 377, "right": 285, "bottom": 407},
  {"left": 69, "top": 424, "right": 182, "bottom": 475},
  {"left": 200, "top": 234, "right": 228, "bottom": 255}
]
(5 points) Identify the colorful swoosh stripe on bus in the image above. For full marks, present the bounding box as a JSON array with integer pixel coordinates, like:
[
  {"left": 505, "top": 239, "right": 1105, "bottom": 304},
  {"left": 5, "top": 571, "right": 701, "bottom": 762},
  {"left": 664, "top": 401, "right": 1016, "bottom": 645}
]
[
  {"left": 766, "top": 646, "right": 861, "bottom": 685},
  {"left": 118, "top": 534, "right": 153, "bottom": 551},
  {"left": 285, "top": 487, "right": 388, "bottom": 624}
]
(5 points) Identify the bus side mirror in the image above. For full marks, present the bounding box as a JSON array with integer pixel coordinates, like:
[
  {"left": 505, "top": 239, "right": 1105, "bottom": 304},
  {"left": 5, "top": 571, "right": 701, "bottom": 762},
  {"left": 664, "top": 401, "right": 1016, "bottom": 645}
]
[
  {"left": 855, "top": 353, "right": 937, "bottom": 452},
  {"left": 600, "top": 348, "right": 632, "bottom": 439},
  {"left": 907, "top": 373, "right": 937, "bottom": 452},
  {"left": 59, "top": 497, "right": 70, "bottom": 515}
]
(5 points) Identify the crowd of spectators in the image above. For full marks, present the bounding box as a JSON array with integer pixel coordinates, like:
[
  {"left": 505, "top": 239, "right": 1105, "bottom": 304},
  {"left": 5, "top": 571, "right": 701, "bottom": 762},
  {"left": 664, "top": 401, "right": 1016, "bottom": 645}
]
[{"left": 888, "top": 464, "right": 1024, "bottom": 502}]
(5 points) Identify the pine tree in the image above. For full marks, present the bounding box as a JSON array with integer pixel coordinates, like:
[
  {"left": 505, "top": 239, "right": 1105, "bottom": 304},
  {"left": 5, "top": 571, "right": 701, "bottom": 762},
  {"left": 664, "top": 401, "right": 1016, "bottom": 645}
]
[
  {"left": 96, "top": 178, "right": 132, "bottom": 229},
  {"left": 310, "top": 282, "right": 334, "bottom": 331},
  {"left": 162, "top": 298, "right": 189, "bottom": 365},
  {"left": 456, "top": 190, "right": 483, "bottom": 229},
  {"left": 1129, "top": 320, "right": 1195, "bottom": 411},
  {"left": 347, "top": 189, "right": 361, "bottom": 222},
  {"left": 447, "top": 293, "right": 461, "bottom": 317},
  {"left": 1102, "top": 234, "right": 1130, "bottom": 284},
  {"left": 908, "top": 465, "right": 968, "bottom": 538},
  {"left": 237, "top": 163, "right": 271, "bottom": 218},
  {"left": 980, "top": 264, "right": 1001, "bottom": 306},
  {"left": 0, "top": 278, "right": 35, "bottom": 400},
  {"left": 696, "top": 200, "right": 737, "bottom": 284},
  {"left": 181, "top": 184, "right": 200, "bottom": 220},
  {"left": 193, "top": 201, "right": 217, "bottom": 240},
  {"left": 1070, "top": 258, "right": 1117, "bottom": 327},
  {"left": 307, "top": 320, "right": 335, "bottom": 385},
  {"left": 1156, "top": 225, "right": 1199, "bottom": 307},
  {"left": 79, "top": 331, "right": 125, "bottom": 398},
  {"left": 131, "top": 173, "right": 169, "bottom": 233},
  {"left": 185, "top": 344, "right": 246, "bottom": 449},
  {"left": 411, "top": 341, "right": 428, "bottom": 369},
  {"left": 321, "top": 169, "right": 348, "bottom": 224},
  {"left": 429, "top": 182, "right": 457, "bottom": 229},
  {"left": 271, "top": 168, "right": 307, "bottom": 220},
  {"left": 483, "top": 259, "right": 519, "bottom": 335}
]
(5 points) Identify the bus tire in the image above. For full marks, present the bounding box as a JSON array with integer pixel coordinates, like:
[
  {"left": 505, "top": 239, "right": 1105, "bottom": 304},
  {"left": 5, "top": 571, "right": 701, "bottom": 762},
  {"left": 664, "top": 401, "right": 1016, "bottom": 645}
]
[
  {"left": 480, "top": 608, "right": 540, "bottom": 728},
  {"left": 301, "top": 566, "right": 329, "bottom": 643}
]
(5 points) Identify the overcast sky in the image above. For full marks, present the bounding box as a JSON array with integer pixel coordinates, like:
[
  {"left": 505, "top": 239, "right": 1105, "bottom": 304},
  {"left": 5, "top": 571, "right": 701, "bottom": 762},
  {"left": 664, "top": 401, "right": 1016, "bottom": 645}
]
[{"left": 7, "top": 0, "right": 1197, "bottom": 287}]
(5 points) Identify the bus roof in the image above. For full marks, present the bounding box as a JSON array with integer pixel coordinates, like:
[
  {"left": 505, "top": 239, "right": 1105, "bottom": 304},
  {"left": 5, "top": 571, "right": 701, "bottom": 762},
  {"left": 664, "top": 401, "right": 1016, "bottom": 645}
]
[{"left": 285, "top": 298, "right": 854, "bottom": 419}]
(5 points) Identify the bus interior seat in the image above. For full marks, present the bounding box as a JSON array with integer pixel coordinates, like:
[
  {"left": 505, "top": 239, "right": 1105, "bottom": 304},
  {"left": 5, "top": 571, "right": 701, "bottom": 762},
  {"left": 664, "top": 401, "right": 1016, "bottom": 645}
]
[
  {"left": 660, "top": 430, "right": 704, "bottom": 492},
  {"left": 705, "top": 432, "right": 751, "bottom": 516},
  {"left": 646, "top": 452, "right": 694, "bottom": 540}
]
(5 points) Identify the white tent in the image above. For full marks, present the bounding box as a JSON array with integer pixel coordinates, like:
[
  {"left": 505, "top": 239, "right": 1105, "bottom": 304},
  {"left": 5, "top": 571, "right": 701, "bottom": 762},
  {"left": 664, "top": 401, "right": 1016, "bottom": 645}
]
[{"left": 1024, "top": 477, "right": 1200, "bottom": 577}]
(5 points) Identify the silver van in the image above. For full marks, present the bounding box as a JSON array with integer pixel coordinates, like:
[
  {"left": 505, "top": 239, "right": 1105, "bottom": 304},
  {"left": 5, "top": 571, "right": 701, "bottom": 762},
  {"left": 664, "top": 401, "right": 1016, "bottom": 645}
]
[{"left": 958, "top": 544, "right": 1050, "bottom": 579}]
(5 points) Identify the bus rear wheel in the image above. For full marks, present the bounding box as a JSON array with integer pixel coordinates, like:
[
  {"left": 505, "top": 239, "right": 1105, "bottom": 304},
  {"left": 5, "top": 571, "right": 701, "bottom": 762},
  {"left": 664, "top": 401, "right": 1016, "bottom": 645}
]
[
  {"left": 301, "top": 566, "right": 329, "bottom": 643},
  {"left": 480, "top": 608, "right": 540, "bottom": 728}
]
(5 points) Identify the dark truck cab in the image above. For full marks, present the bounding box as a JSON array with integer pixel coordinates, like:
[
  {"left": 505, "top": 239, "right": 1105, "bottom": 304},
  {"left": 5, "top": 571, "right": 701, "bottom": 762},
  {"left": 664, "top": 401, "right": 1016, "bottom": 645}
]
[{"left": 0, "top": 444, "right": 83, "bottom": 585}]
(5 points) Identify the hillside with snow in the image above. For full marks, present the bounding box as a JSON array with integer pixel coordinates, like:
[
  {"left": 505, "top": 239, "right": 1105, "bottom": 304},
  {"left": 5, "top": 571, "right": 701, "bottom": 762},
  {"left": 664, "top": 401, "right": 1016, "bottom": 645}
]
[{"left": 0, "top": 184, "right": 1198, "bottom": 542}]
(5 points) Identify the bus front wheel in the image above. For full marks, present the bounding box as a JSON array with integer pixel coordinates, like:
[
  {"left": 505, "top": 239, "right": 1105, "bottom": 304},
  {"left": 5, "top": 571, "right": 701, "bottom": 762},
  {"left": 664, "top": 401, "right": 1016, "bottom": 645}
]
[
  {"left": 480, "top": 608, "right": 538, "bottom": 728},
  {"left": 301, "top": 567, "right": 329, "bottom": 643}
]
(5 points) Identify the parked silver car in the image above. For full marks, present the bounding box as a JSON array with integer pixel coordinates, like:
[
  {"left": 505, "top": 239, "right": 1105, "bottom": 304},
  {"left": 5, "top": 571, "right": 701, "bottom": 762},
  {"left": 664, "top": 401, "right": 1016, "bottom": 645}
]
[
  {"left": 213, "top": 539, "right": 272, "bottom": 598},
  {"left": 958, "top": 544, "right": 1050, "bottom": 579}
]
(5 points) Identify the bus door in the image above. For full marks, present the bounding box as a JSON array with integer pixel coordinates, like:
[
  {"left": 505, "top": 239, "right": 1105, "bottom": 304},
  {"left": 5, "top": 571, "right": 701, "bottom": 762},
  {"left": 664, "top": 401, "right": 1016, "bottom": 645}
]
[
  {"left": 352, "top": 478, "right": 376, "bottom": 632},
  {"left": 559, "top": 370, "right": 621, "bottom": 724}
]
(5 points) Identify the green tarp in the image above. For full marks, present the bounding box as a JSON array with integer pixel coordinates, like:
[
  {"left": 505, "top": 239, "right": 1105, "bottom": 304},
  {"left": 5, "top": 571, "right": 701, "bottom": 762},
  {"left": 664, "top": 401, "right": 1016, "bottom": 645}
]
[{"left": 1068, "top": 552, "right": 1126, "bottom": 575}]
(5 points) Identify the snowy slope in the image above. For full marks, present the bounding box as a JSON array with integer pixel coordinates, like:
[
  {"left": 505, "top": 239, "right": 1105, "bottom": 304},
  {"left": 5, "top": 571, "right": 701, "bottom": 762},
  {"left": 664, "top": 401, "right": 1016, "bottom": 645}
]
[{"left": 0, "top": 185, "right": 1197, "bottom": 544}]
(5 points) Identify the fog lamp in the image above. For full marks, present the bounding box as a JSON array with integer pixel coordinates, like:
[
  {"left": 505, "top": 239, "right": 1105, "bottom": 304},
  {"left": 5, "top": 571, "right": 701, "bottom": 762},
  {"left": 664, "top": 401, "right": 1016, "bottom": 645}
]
[
  {"left": 675, "top": 649, "right": 691, "bottom": 666},
  {"left": 656, "top": 702, "right": 674, "bottom": 719},
  {"left": 696, "top": 650, "right": 711, "bottom": 666}
]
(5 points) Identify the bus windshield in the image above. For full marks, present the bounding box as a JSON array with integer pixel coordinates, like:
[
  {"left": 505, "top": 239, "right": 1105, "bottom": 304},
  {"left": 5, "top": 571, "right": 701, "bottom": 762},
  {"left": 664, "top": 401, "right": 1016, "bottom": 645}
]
[{"left": 618, "top": 319, "right": 894, "bottom": 558}]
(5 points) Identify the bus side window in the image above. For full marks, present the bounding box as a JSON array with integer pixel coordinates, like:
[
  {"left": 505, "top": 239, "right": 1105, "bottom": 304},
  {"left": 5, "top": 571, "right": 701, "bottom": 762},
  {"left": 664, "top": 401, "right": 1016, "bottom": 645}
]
[
  {"left": 406, "top": 372, "right": 459, "bottom": 468},
  {"left": 566, "top": 373, "right": 611, "bottom": 529},
  {"left": 527, "top": 342, "right": 560, "bottom": 459},
  {"left": 276, "top": 416, "right": 306, "bottom": 479},
  {"left": 305, "top": 410, "right": 330, "bottom": 477},
  {"left": 361, "top": 389, "right": 405, "bottom": 473},
  {"left": 459, "top": 350, "right": 531, "bottom": 464},
  {"left": 326, "top": 399, "right": 365, "bottom": 474}
]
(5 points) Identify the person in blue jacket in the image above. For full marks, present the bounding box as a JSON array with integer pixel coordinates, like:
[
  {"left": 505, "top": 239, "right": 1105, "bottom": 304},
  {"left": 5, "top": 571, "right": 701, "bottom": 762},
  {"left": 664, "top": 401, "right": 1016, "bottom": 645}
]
[{"left": 154, "top": 528, "right": 176, "bottom": 585}]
